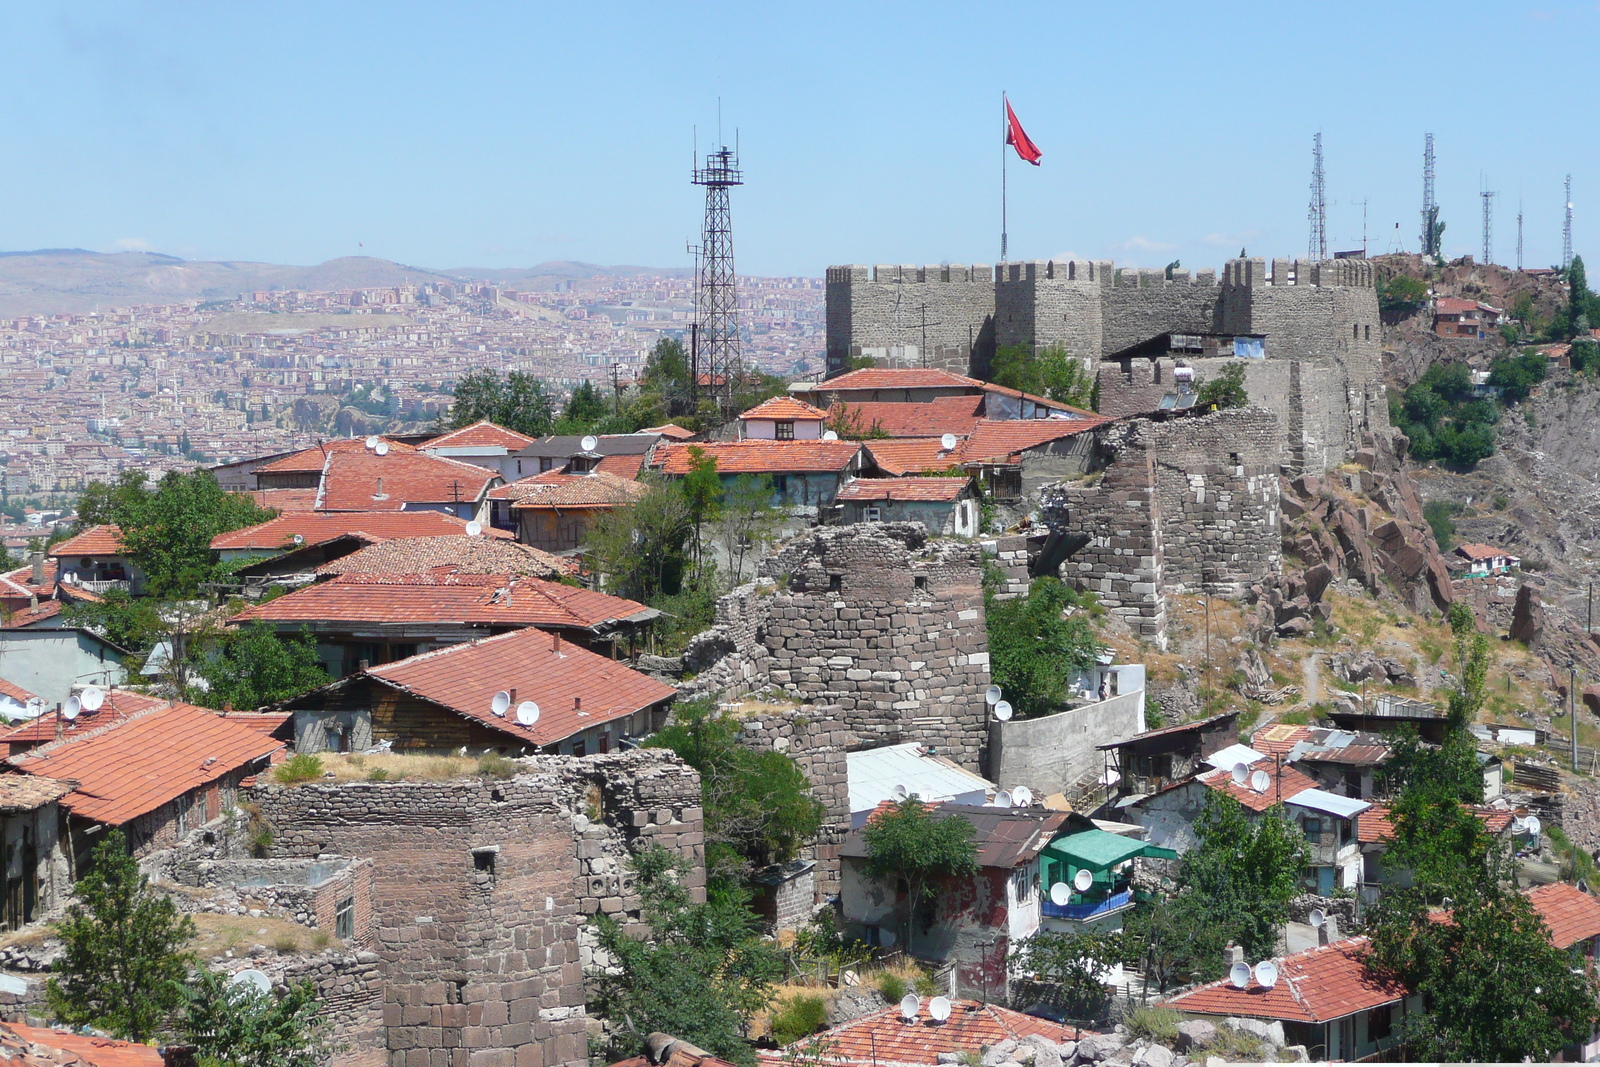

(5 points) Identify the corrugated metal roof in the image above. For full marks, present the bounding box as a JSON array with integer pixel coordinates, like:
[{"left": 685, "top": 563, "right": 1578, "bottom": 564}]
[
  {"left": 1203, "top": 743, "right": 1269, "bottom": 771},
  {"left": 1287, "top": 787, "right": 1370, "bottom": 819},
  {"left": 846, "top": 743, "right": 993, "bottom": 816}
]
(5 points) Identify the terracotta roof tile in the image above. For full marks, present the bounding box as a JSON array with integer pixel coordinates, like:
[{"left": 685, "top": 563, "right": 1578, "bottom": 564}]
[
  {"left": 1454, "top": 542, "right": 1514, "bottom": 561},
  {"left": 423, "top": 421, "right": 538, "bottom": 451},
  {"left": 1527, "top": 882, "right": 1600, "bottom": 949},
  {"left": 836, "top": 477, "right": 969, "bottom": 503},
  {"left": 0, "top": 774, "right": 77, "bottom": 812},
  {"left": 255, "top": 438, "right": 419, "bottom": 474},
  {"left": 639, "top": 423, "right": 697, "bottom": 440},
  {"left": 0, "top": 689, "right": 166, "bottom": 749},
  {"left": 864, "top": 439, "right": 962, "bottom": 476},
  {"left": 489, "top": 470, "right": 650, "bottom": 508},
  {"left": 1357, "top": 802, "right": 1516, "bottom": 845},
  {"left": 2, "top": 559, "right": 57, "bottom": 599},
  {"left": 8, "top": 702, "right": 282, "bottom": 826},
  {"left": 2, "top": 1021, "right": 165, "bottom": 1067},
  {"left": 818, "top": 368, "right": 981, "bottom": 391},
  {"left": 953, "top": 417, "right": 1110, "bottom": 465},
  {"left": 315, "top": 535, "right": 574, "bottom": 579},
  {"left": 765, "top": 1000, "right": 1080, "bottom": 1067},
  {"left": 244, "top": 488, "right": 322, "bottom": 512},
  {"left": 212, "top": 510, "right": 510, "bottom": 550},
  {"left": 316, "top": 450, "right": 499, "bottom": 511},
  {"left": 827, "top": 397, "right": 985, "bottom": 438},
  {"left": 1251, "top": 723, "right": 1313, "bottom": 757},
  {"left": 978, "top": 381, "right": 1098, "bottom": 417},
  {"left": 593, "top": 453, "right": 645, "bottom": 480},
  {"left": 740, "top": 396, "right": 828, "bottom": 421},
  {"left": 1197, "top": 763, "right": 1319, "bottom": 812},
  {"left": 0, "top": 677, "right": 37, "bottom": 704},
  {"left": 1160, "top": 936, "right": 1405, "bottom": 1023},
  {"left": 47, "top": 525, "right": 127, "bottom": 558},
  {"left": 0, "top": 600, "right": 63, "bottom": 628},
  {"left": 651, "top": 440, "right": 862, "bottom": 476}
]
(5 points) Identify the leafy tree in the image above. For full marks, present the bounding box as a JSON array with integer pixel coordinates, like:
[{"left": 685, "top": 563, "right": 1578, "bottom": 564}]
[
  {"left": 1487, "top": 351, "right": 1547, "bottom": 403},
  {"left": 1572, "top": 336, "right": 1600, "bottom": 374},
  {"left": 1195, "top": 362, "right": 1248, "bottom": 410},
  {"left": 582, "top": 475, "right": 692, "bottom": 602},
  {"left": 715, "top": 474, "right": 781, "bottom": 582},
  {"left": 47, "top": 830, "right": 197, "bottom": 1041},
  {"left": 1377, "top": 274, "right": 1429, "bottom": 316},
  {"left": 445, "top": 369, "right": 556, "bottom": 437},
  {"left": 588, "top": 847, "right": 784, "bottom": 1067},
  {"left": 197, "top": 623, "right": 329, "bottom": 710},
  {"left": 988, "top": 343, "right": 1095, "bottom": 408},
  {"left": 984, "top": 575, "right": 1099, "bottom": 718},
  {"left": 642, "top": 336, "right": 696, "bottom": 418},
  {"left": 646, "top": 698, "right": 825, "bottom": 888},
  {"left": 1123, "top": 889, "right": 1235, "bottom": 990},
  {"left": 861, "top": 798, "right": 978, "bottom": 950},
  {"left": 181, "top": 969, "right": 332, "bottom": 1067},
  {"left": 117, "top": 470, "right": 273, "bottom": 597},
  {"left": 1009, "top": 929, "right": 1121, "bottom": 1020},
  {"left": 680, "top": 447, "right": 722, "bottom": 576},
  {"left": 1380, "top": 604, "right": 1486, "bottom": 806},
  {"left": 75, "top": 470, "right": 151, "bottom": 530},
  {"left": 62, "top": 589, "right": 163, "bottom": 655},
  {"left": 1555, "top": 255, "right": 1600, "bottom": 339},
  {"left": 553, "top": 380, "right": 611, "bottom": 434},
  {"left": 1391, "top": 361, "right": 1500, "bottom": 467},
  {"left": 1173, "top": 792, "right": 1308, "bottom": 962}
]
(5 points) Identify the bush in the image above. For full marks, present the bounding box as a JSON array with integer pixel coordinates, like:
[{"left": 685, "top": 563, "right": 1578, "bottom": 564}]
[
  {"left": 272, "top": 932, "right": 299, "bottom": 953},
  {"left": 1145, "top": 696, "right": 1164, "bottom": 729},
  {"left": 769, "top": 994, "right": 828, "bottom": 1045},
  {"left": 1423, "top": 500, "right": 1462, "bottom": 551},
  {"left": 477, "top": 753, "right": 517, "bottom": 779},
  {"left": 874, "top": 971, "right": 907, "bottom": 1003},
  {"left": 1125, "top": 1006, "right": 1181, "bottom": 1044},
  {"left": 366, "top": 767, "right": 390, "bottom": 781},
  {"left": 274, "top": 753, "right": 324, "bottom": 785}
]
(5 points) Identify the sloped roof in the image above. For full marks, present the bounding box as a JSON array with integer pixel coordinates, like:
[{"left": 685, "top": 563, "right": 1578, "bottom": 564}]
[
  {"left": 1358, "top": 802, "right": 1517, "bottom": 845},
  {"left": 315, "top": 536, "right": 574, "bottom": 579},
  {"left": 47, "top": 525, "right": 127, "bottom": 558},
  {"left": 422, "top": 421, "right": 537, "bottom": 451},
  {"left": 1454, "top": 542, "right": 1516, "bottom": 561},
  {"left": 640, "top": 424, "right": 697, "bottom": 440},
  {"left": 315, "top": 450, "right": 499, "bottom": 511},
  {"left": 336, "top": 627, "right": 677, "bottom": 747},
  {"left": 953, "top": 417, "right": 1110, "bottom": 465},
  {"left": 7, "top": 702, "right": 282, "bottom": 826},
  {"left": 651, "top": 440, "right": 862, "bottom": 475},
  {"left": 1197, "top": 762, "right": 1319, "bottom": 813},
  {"left": 0, "top": 600, "right": 63, "bottom": 628},
  {"left": 244, "top": 488, "right": 321, "bottom": 513},
  {"left": 0, "top": 774, "right": 76, "bottom": 813},
  {"left": 1527, "top": 881, "right": 1600, "bottom": 949},
  {"left": 840, "top": 802, "right": 1071, "bottom": 870},
  {"left": 0, "top": 678, "right": 37, "bottom": 704},
  {"left": 817, "top": 368, "right": 981, "bottom": 391},
  {"left": 1160, "top": 936, "right": 1405, "bottom": 1024},
  {"left": 739, "top": 396, "right": 828, "bottom": 421},
  {"left": 765, "top": 1000, "right": 1075, "bottom": 1067},
  {"left": 864, "top": 438, "right": 961, "bottom": 476},
  {"left": 594, "top": 453, "right": 646, "bottom": 480},
  {"left": 978, "top": 381, "right": 1098, "bottom": 417},
  {"left": 255, "top": 438, "right": 418, "bottom": 474},
  {"left": 827, "top": 397, "right": 985, "bottom": 438},
  {"left": 2, "top": 1022, "right": 164, "bottom": 1067},
  {"left": 2, "top": 558, "right": 57, "bottom": 598},
  {"left": 489, "top": 470, "right": 650, "bottom": 508},
  {"left": 211, "top": 510, "right": 510, "bottom": 550},
  {"left": 1098, "top": 711, "right": 1238, "bottom": 750},
  {"left": 836, "top": 478, "right": 969, "bottom": 503},
  {"left": 0, "top": 689, "right": 165, "bottom": 750}
]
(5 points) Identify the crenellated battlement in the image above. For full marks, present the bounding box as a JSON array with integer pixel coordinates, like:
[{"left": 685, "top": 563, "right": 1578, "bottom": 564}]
[{"left": 1221, "top": 256, "right": 1377, "bottom": 289}]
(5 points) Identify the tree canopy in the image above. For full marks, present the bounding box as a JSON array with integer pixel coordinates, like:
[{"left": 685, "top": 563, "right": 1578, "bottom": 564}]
[
  {"left": 988, "top": 343, "right": 1096, "bottom": 409},
  {"left": 446, "top": 369, "right": 557, "bottom": 437},
  {"left": 1196, "top": 363, "right": 1249, "bottom": 410},
  {"left": 861, "top": 798, "right": 978, "bottom": 949},
  {"left": 181, "top": 969, "right": 332, "bottom": 1067},
  {"left": 984, "top": 575, "right": 1100, "bottom": 719},
  {"left": 197, "top": 623, "right": 329, "bottom": 711}
]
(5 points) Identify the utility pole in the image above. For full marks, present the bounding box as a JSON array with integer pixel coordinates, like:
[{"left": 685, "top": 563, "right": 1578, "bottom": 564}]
[
  {"left": 1572, "top": 663, "right": 1580, "bottom": 772},
  {"left": 610, "top": 362, "right": 623, "bottom": 417},
  {"left": 1308, "top": 132, "right": 1327, "bottom": 263},
  {"left": 915, "top": 303, "right": 941, "bottom": 369}
]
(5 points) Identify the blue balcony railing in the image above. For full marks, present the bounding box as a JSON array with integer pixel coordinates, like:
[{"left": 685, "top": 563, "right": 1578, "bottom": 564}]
[{"left": 1041, "top": 888, "right": 1134, "bottom": 921}]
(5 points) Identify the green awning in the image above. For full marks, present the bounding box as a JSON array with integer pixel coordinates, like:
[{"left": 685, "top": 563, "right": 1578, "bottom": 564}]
[{"left": 1042, "top": 828, "right": 1178, "bottom": 872}]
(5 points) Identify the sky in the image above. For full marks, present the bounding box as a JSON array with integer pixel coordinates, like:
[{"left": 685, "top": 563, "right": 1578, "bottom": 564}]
[{"left": 1, "top": 2, "right": 1595, "bottom": 278}]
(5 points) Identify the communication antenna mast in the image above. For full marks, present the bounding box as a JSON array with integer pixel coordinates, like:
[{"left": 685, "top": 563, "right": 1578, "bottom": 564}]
[
  {"left": 1308, "top": 132, "right": 1327, "bottom": 262},
  {"left": 1481, "top": 185, "right": 1496, "bottom": 266},
  {"left": 1421, "top": 133, "right": 1439, "bottom": 258},
  {"left": 1517, "top": 199, "right": 1524, "bottom": 271},
  {"left": 691, "top": 127, "right": 745, "bottom": 414},
  {"left": 1564, "top": 174, "right": 1575, "bottom": 272}
]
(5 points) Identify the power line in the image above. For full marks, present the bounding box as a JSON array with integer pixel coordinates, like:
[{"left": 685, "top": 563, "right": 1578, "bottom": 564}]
[{"left": 1308, "top": 132, "right": 1327, "bottom": 262}]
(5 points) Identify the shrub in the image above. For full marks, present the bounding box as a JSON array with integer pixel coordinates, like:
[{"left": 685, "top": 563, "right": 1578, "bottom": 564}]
[
  {"left": 477, "top": 753, "right": 517, "bottom": 779},
  {"left": 366, "top": 768, "right": 390, "bottom": 782},
  {"left": 272, "top": 932, "right": 299, "bottom": 953},
  {"left": 1423, "top": 500, "right": 1461, "bottom": 551},
  {"left": 1144, "top": 696, "right": 1163, "bottom": 729},
  {"left": 874, "top": 971, "right": 908, "bottom": 1003},
  {"left": 769, "top": 995, "right": 827, "bottom": 1045},
  {"left": 274, "top": 754, "right": 324, "bottom": 785},
  {"left": 1125, "top": 1006, "right": 1181, "bottom": 1044}
]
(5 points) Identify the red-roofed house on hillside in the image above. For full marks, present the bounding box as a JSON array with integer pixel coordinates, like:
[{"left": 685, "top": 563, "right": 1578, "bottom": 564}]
[
  {"left": 1450, "top": 541, "right": 1520, "bottom": 577},
  {"left": 737, "top": 396, "right": 828, "bottom": 440},
  {"left": 758, "top": 1000, "right": 1079, "bottom": 1067},
  {"left": 1160, "top": 937, "right": 1418, "bottom": 1061},
  {"left": 46, "top": 526, "right": 143, "bottom": 594},
  {"left": 211, "top": 511, "right": 512, "bottom": 563},
  {"left": 488, "top": 471, "right": 651, "bottom": 553},
  {"left": 952, "top": 416, "right": 1110, "bottom": 502},
  {"left": 1527, "top": 881, "right": 1600, "bottom": 957},
  {"left": 1433, "top": 297, "right": 1502, "bottom": 339},
  {"left": 836, "top": 477, "right": 979, "bottom": 536},
  {"left": 273, "top": 626, "right": 677, "bottom": 757},
  {"left": 314, "top": 449, "right": 500, "bottom": 520},
  {"left": 649, "top": 440, "right": 866, "bottom": 509}
]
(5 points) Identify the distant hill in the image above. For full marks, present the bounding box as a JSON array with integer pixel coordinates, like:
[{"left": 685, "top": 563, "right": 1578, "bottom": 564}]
[{"left": 0, "top": 250, "right": 694, "bottom": 316}]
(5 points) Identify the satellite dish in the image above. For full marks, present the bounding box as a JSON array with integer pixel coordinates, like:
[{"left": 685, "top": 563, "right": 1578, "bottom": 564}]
[
  {"left": 490, "top": 691, "right": 512, "bottom": 717},
  {"left": 291, "top": 533, "right": 305, "bottom": 545},
  {"left": 465, "top": 521, "right": 483, "bottom": 537},
  {"left": 61, "top": 697, "right": 80, "bottom": 722},
  {"left": 994, "top": 790, "right": 1014, "bottom": 809},
  {"left": 1013, "top": 786, "right": 1034, "bottom": 807},
  {"left": 899, "top": 993, "right": 920, "bottom": 1021},
  {"left": 1255, "top": 961, "right": 1279, "bottom": 989},
  {"left": 375, "top": 441, "right": 390, "bottom": 456},
  {"left": 1073, "top": 868, "right": 1094, "bottom": 892},
  {"left": 821, "top": 430, "right": 839, "bottom": 441},
  {"left": 230, "top": 969, "right": 272, "bottom": 996},
  {"left": 580, "top": 435, "right": 599, "bottom": 452},
  {"left": 1250, "top": 769, "right": 1271, "bottom": 793},
  {"left": 1231, "top": 762, "right": 1250, "bottom": 786},
  {"left": 364, "top": 435, "right": 379, "bottom": 450},
  {"left": 1229, "top": 962, "right": 1251, "bottom": 989},
  {"left": 80, "top": 687, "right": 104, "bottom": 712},
  {"left": 891, "top": 784, "right": 909, "bottom": 802},
  {"left": 879, "top": 928, "right": 895, "bottom": 946},
  {"left": 994, "top": 700, "right": 1013, "bottom": 721},
  {"left": 929, "top": 996, "right": 952, "bottom": 1023},
  {"left": 515, "top": 701, "right": 541, "bottom": 727},
  {"left": 940, "top": 433, "right": 958, "bottom": 451},
  {"left": 1525, "top": 815, "right": 1542, "bottom": 837},
  {"left": 1308, "top": 909, "right": 1326, "bottom": 928},
  {"left": 1050, "top": 882, "right": 1072, "bottom": 906},
  {"left": 985, "top": 685, "right": 1003, "bottom": 706}
]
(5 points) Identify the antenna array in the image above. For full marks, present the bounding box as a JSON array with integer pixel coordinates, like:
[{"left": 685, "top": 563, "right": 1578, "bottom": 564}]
[
  {"left": 1308, "top": 132, "right": 1327, "bottom": 263},
  {"left": 1517, "top": 201, "right": 1524, "bottom": 272},
  {"left": 692, "top": 140, "right": 745, "bottom": 414},
  {"left": 1564, "top": 174, "right": 1575, "bottom": 272},
  {"left": 1421, "top": 133, "right": 1440, "bottom": 258},
  {"left": 1481, "top": 187, "right": 1496, "bottom": 266}
]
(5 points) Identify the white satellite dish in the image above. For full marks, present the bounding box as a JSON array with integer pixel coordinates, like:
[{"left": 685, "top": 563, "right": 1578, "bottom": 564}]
[
  {"left": 891, "top": 784, "right": 909, "bottom": 802},
  {"left": 1525, "top": 815, "right": 1542, "bottom": 837},
  {"left": 994, "top": 790, "right": 1014, "bottom": 808},
  {"left": 994, "top": 700, "right": 1013, "bottom": 721},
  {"left": 940, "top": 433, "right": 958, "bottom": 451},
  {"left": 1308, "top": 909, "right": 1326, "bottom": 928},
  {"left": 985, "top": 685, "right": 1003, "bottom": 706},
  {"left": 61, "top": 697, "right": 80, "bottom": 722},
  {"left": 364, "top": 435, "right": 379, "bottom": 450},
  {"left": 490, "top": 691, "right": 512, "bottom": 717},
  {"left": 291, "top": 533, "right": 305, "bottom": 545},
  {"left": 1231, "top": 762, "right": 1250, "bottom": 786},
  {"left": 899, "top": 993, "right": 920, "bottom": 1021},
  {"left": 1073, "top": 868, "right": 1094, "bottom": 892},
  {"left": 1229, "top": 962, "right": 1251, "bottom": 989},
  {"left": 1254, "top": 960, "right": 1279, "bottom": 989},
  {"left": 1050, "top": 882, "right": 1072, "bottom": 906},
  {"left": 929, "top": 996, "right": 952, "bottom": 1023},
  {"left": 80, "top": 687, "right": 104, "bottom": 712},
  {"left": 230, "top": 969, "right": 272, "bottom": 996},
  {"left": 821, "top": 430, "right": 839, "bottom": 441},
  {"left": 465, "top": 521, "right": 483, "bottom": 537},
  {"left": 1012, "top": 786, "right": 1034, "bottom": 807},
  {"left": 374, "top": 441, "right": 390, "bottom": 456},
  {"left": 1250, "top": 769, "right": 1271, "bottom": 793},
  {"left": 515, "top": 701, "right": 541, "bottom": 727},
  {"left": 580, "top": 435, "right": 599, "bottom": 452}
]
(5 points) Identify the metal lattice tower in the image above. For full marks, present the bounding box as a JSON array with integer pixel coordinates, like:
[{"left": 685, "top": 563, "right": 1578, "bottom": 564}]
[
  {"left": 1481, "top": 187, "right": 1495, "bottom": 266},
  {"left": 1517, "top": 201, "right": 1524, "bottom": 271},
  {"left": 692, "top": 144, "right": 744, "bottom": 411},
  {"left": 1421, "top": 133, "right": 1439, "bottom": 257},
  {"left": 1308, "top": 132, "right": 1327, "bottom": 262},
  {"left": 1564, "top": 174, "right": 1575, "bottom": 271}
]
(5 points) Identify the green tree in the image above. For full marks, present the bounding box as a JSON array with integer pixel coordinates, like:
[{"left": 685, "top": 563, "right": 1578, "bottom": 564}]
[
  {"left": 445, "top": 369, "right": 556, "bottom": 437},
  {"left": 553, "top": 380, "right": 611, "bottom": 434},
  {"left": 641, "top": 336, "right": 695, "bottom": 418},
  {"left": 75, "top": 470, "right": 151, "bottom": 530},
  {"left": 1377, "top": 274, "right": 1429, "bottom": 316},
  {"left": 988, "top": 343, "right": 1094, "bottom": 408},
  {"left": 680, "top": 446, "right": 723, "bottom": 576},
  {"left": 861, "top": 798, "right": 978, "bottom": 950},
  {"left": 984, "top": 575, "right": 1099, "bottom": 719},
  {"left": 1380, "top": 604, "right": 1486, "bottom": 806},
  {"left": 1009, "top": 929, "right": 1121, "bottom": 1020},
  {"left": 47, "top": 830, "right": 197, "bottom": 1041},
  {"left": 198, "top": 623, "right": 329, "bottom": 710},
  {"left": 588, "top": 847, "right": 784, "bottom": 1067},
  {"left": 1487, "top": 351, "right": 1547, "bottom": 403},
  {"left": 117, "top": 470, "right": 273, "bottom": 597},
  {"left": 444, "top": 368, "right": 506, "bottom": 427},
  {"left": 181, "top": 969, "right": 332, "bottom": 1067},
  {"left": 1195, "top": 362, "right": 1248, "bottom": 410},
  {"left": 646, "top": 699, "right": 825, "bottom": 888},
  {"left": 715, "top": 474, "right": 781, "bottom": 582},
  {"left": 1173, "top": 792, "right": 1309, "bottom": 961},
  {"left": 582, "top": 476, "right": 692, "bottom": 602}
]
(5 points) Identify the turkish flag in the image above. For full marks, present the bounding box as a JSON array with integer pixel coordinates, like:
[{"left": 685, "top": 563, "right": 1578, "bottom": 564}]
[{"left": 1005, "top": 99, "right": 1042, "bottom": 165}]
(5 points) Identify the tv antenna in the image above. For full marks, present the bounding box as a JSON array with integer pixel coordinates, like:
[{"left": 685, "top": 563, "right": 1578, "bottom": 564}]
[
  {"left": 1517, "top": 198, "right": 1524, "bottom": 271},
  {"left": 1231, "top": 762, "right": 1250, "bottom": 786},
  {"left": 1073, "top": 868, "right": 1094, "bottom": 892},
  {"left": 994, "top": 790, "right": 1014, "bottom": 808},
  {"left": 891, "top": 784, "right": 909, "bottom": 802},
  {"left": 80, "top": 687, "right": 104, "bottom": 712},
  {"left": 1481, "top": 183, "right": 1496, "bottom": 266},
  {"left": 940, "top": 433, "right": 958, "bottom": 452},
  {"left": 1254, "top": 961, "right": 1279, "bottom": 989},
  {"left": 1308, "top": 131, "right": 1327, "bottom": 262},
  {"left": 1050, "top": 882, "right": 1072, "bottom": 906},
  {"left": 1421, "top": 133, "right": 1440, "bottom": 258},
  {"left": 465, "top": 521, "right": 483, "bottom": 537},
  {"left": 691, "top": 124, "right": 746, "bottom": 414},
  {"left": 61, "top": 696, "right": 81, "bottom": 722},
  {"left": 984, "top": 685, "right": 1002, "bottom": 706}
]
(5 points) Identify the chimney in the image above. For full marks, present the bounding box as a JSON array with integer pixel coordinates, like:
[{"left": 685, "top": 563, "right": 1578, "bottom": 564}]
[
  {"left": 574, "top": 696, "right": 582, "bottom": 712},
  {"left": 1319, "top": 915, "right": 1340, "bottom": 946},
  {"left": 1223, "top": 943, "right": 1245, "bottom": 969},
  {"left": 551, "top": 631, "right": 561, "bottom": 654},
  {"left": 508, "top": 688, "right": 516, "bottom": 706},
  {"left": 30, "top": 549, "right": 44, "bottom": 586},
  {"left": 55, "top": 704, "right": 62, "bottom": 740}
]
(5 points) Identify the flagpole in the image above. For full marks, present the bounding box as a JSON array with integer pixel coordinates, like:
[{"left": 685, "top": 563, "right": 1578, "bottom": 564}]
[{"left": 1001, "top": 91, "right": 1008, "bottom": 263}]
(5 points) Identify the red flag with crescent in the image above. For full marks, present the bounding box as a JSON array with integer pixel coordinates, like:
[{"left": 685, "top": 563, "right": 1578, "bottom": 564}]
[{"left": 1005, "top": 99, "right": 1041, "bottom": 165}]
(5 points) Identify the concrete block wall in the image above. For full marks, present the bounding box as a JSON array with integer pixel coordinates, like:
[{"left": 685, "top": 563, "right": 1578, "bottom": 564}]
[{"left": 988, "top": 688, "right": 1143, "bottom": 798}]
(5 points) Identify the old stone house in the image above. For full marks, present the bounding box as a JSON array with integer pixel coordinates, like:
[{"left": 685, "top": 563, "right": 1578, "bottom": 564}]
[{"left": 487, "top": 470, "right": 650, "bottom": 552}]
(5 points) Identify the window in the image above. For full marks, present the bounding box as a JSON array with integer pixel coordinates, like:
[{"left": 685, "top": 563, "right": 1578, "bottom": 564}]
[
  {"left": 1302, "top": 818, "right": 1322, "bottom": 839},
  {"left": 472, "top": 848, "right": 498, "bottom": 883},
  {"left": 1353, "top": 323, "right": 1360, "bottom": 340},
  {"left": 1364, "top": 324, "right": 1371, "bottom": 340},
  {"left": 1340, "top": 817, "right": 1353, "bottom": 845},
  {"left": 914, "top": 576, "right": 927, "bottom": 591},
  {"left": 539, "top": 457, "right": 554, "bottom": 472},
  {"left": 864, "top": 506, "right": 882, "bottom": 522},
  {"left": 772, "top": 474, "right": 788, "bottom": 494},
  {"left": 775, "top": 421, "right": 795, "bottom": 440},
  {"left": 1367, "top": 1005, "right": 1393, "bottom": 1042},
  {"left": 828, "top": 574, "right": 842, "bottom": 593},
  {"left": 335, "top": 896, "right": 355, "bottom": 940},
  {"left": 571, "top": 738, "right": 587, "bottom": 757}
]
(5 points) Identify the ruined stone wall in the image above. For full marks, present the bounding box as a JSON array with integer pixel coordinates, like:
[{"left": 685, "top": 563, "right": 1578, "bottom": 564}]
[
  {"left": 825, "top": 265, "right": 996, "bottom": 378},
  {"left": 734, "top": 706, "right": 854, "bottom": 901},
  {"left": 1097, "top": 267, "right": 1219, "bottom": 356},
  {"left": 246, "top": 751, "right": 704, "bottom": 1067}
]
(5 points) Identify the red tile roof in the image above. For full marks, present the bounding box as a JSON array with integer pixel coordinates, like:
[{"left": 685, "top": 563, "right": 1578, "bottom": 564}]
[
  {"left": 489, "top": 470, "right": 650, "bottom": 508},
  {"left": 2, "top": 1021, "right": 164, "bottom": 1067},
  {"left": 7, "top": 701, "right": 282, "bottom": 826},
  {"left": 255, "top": 438, "right": 419, "bottom": 474},
  {"left": 0, "top": 689, "right": 165, "bottom": 751},
  {"left": 1197, "top": 762, "right": 1319, "bottom": 812},
  {"left": 1251, "top": 723, "right": 1312, "bottom": 757},
  {"left": 352, "top": 627, "right": 677, "bottom": 747},
  {"left": 818, "top": 368, "right": 981, "bottom": 391},
  {"left": 47, "top": 525, "right": 127, "bottom": 558},
  {"left": 315, "top": 535, "right": 574, "bottom": 579},
  {"left": 422, "top": 421, "right": 537, "bottom": 451},
  {"left": 211, "top": 510, "right": 511, "bottom": 550},
  {"left": 740, "top": 396, "right": 828, "bottom": 421},
  {"left": 954, "top": 417, "right": 1110, "bottom": 465},
  {"left": 827, "top": 397, "right": 986, "bottom": 438},
  {"left": 0, "top": 678, "right": 37, "bottom": 704},
  {"left": 651, "top": 440, "right": 862, "bottom": 475},
  {"left": 1527, "top": 882, "right": 1600, "bottom": 949},
  {"left": 864, "top": 438, "right": 962, "bottom": 476},
  {"left": 640, "top": 424, "right": 697, "bottom": 440},
  {"left": 978, "top": 381, "right": 1098, "bottom": 418},
  {"left": 1356, "top": 802, "right": 1516, "bottom": 845},
  {"left": 764, "top": 1000, "right": 1078, "bottom": 1067},
  {"left": 231, "top": 572, "right": 652, "bottom": 631},
  {"left": 1160, "top": 937, "right": 1404, "bottom": 1023},
  {"left": 1454, "top": 542, "right": 1515, "bottom": 561},
  {"left": 0, "top": 600, "right": 63, "bottom": 628},
  {"left": 0, "top": 775, "right": 77, "bottom": 813},
  {"left": 315, "top": 450, "right": 499, "bottom": 511},
  {"left": 836, "top": 477, "right": 969, "bottom": 503},
  {"left": 594, "top": 453, "right": 646, "bottom": 480},
  {"left": 244, "top": 488, "right": 321, "bottom": 512},
  {"left": 2, "top": 559, "right": 57, "bottom": 599}
]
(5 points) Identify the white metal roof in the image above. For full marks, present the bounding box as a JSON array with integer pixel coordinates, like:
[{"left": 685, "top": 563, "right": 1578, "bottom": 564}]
[
  {"left": 847, "top": 742, "right": 993, "bottom": 818},
  {"left": 1202, "top": 743, "right": 1269, "bottom": 772},
  {"left": 1287, "top": 787, "right": 1370, "bottom": 819}
]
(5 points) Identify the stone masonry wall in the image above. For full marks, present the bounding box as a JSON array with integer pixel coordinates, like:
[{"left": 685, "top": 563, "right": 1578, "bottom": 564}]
[
  {"left": 734, "top": 706, "right": 854, "bottom": 901},
  {"left": 246, "top": 751, "right": 704, "bottom": 1067},
  {"left": 826, "top": 265, "right": 996, "bottom": 378}
]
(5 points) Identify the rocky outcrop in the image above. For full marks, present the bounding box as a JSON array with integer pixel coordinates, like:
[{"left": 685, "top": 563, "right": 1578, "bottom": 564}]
[{"left": 1510, "top": 584, "right": 1545, "bottom": 647}]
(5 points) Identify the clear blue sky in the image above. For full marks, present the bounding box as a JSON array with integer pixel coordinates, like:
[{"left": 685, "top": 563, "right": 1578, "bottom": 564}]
[{"left": 2, "top": 2, "right": 1594, "bottom": 277}]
